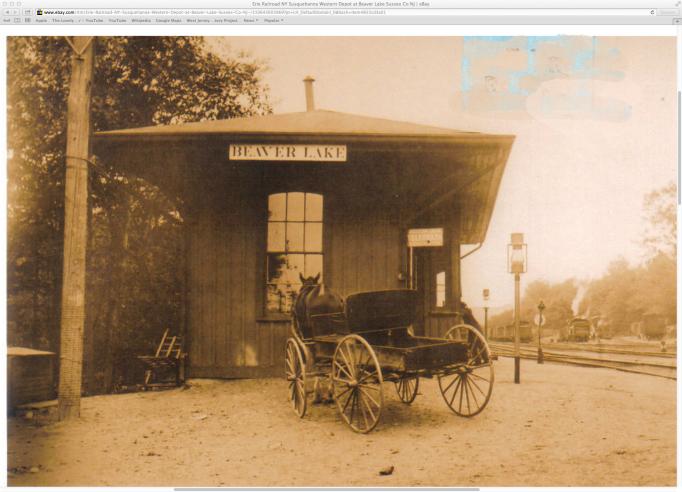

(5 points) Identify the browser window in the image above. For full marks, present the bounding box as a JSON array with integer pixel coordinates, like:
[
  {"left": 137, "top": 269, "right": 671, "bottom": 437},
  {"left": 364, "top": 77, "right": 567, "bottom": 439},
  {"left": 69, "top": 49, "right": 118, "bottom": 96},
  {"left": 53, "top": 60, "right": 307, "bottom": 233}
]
[{"left": 2, "top": 2, "right": 679, "bottom": 490}]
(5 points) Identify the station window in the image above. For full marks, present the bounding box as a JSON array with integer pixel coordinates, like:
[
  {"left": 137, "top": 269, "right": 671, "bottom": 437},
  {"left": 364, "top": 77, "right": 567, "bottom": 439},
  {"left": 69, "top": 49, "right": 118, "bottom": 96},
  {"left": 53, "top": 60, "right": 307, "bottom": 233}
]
[
  {"left": 435, "top": 271, "right": 446, "bottom": 308},
  {"left": 266, "top": 192, "right": 323, "bottom": 314}
]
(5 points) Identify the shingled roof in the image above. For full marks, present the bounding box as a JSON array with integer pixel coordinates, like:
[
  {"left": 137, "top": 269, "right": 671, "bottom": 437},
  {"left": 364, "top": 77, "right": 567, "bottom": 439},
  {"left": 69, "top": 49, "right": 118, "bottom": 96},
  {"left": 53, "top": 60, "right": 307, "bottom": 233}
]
[{"left": 95, "top": 109, "right": 483, "bottom": 140}]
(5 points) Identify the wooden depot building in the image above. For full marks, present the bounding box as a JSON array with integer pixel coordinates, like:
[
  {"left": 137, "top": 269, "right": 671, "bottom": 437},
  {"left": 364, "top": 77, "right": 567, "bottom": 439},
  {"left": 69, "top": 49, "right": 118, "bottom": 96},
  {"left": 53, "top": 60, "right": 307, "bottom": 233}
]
[{"left": 94, "top": 78, "right": 514, "bottom": 378}]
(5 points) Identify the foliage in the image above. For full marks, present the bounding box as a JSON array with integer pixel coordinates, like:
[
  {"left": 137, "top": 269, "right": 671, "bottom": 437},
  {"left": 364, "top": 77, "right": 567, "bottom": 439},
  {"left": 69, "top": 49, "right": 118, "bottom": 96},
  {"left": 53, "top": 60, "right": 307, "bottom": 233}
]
[
  {"left": 580, "top": 182, "right": 677, "bottom": 334},
  {"left": 641, "top": 181, "right": 676, "bottom": 260},
  {"left": 487, "top": 308, "right": 513, "bottom": 330},
  {"left": 580, "top": 254, "right": 676, "bottom": 334},
  {"left": 579, "top": 258, "right": 641, "bottom": 334},
  {"left": 8, "top": 36, "right": 271, "bottom": 393},
  {"left": 523, "top": 279, "right": 576, "bottom": 328},
  {"left": 489, "top": 182, "right": 676, "bottom": 339},
  {"left": 488, "top": 279, "right": 577, "bottom": 335},
  {"left": 490, "top": 253, "right": 676, "bottom": 339}
]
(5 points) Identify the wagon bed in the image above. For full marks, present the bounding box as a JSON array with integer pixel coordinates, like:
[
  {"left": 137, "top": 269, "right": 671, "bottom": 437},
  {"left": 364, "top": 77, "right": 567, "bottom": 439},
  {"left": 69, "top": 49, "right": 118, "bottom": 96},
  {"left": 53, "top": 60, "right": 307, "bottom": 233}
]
[
  {"left": 285, "top": 288, "right": 494, "bottom": 433},
  {"left": 310, "top": 331, "right": 468, "bottom": 374}
]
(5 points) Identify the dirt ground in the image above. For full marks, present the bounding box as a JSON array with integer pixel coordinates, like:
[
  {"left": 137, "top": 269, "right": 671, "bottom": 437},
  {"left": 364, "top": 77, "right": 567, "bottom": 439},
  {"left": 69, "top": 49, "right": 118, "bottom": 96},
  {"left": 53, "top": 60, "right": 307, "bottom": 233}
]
[{"left": 6, "top": 357, "right": 676, "bottom": 487}]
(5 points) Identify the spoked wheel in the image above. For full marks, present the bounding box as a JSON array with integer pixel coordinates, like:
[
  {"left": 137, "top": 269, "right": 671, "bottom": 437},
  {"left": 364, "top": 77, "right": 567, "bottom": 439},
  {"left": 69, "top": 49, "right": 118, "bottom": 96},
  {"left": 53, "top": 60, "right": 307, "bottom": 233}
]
[
  {"left": 394, "top": 375, "right": 419, "bottom": 404},
  {"left": 331, "top": 334, "right": 384, "bottom": 433},
  {"left": 438, "top": 324, "right": 494, "bottom": 417},
  {"left": 285, "top": 338, "right": 307, "bottom": 418}
]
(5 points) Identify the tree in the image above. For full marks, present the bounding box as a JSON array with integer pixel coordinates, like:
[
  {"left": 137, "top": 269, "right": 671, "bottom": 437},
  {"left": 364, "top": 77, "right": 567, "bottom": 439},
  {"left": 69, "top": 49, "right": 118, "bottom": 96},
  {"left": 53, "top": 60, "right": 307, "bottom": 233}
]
[
  {"left": 635, "top": 253, "right": 676, "bottom": 324},
  {"left": 522, "top": 279, "right": 577, "bottom": 335},
  {"left": 641, "top": 181, "right": 676, "bottom": 260},
  {"left": 487, "top": 279, "right": 578, "bottom": 337},
  {"left": 488, "top": 308, "right": 513, "bottom": 331},
  {"left": 8, "top": 36, "right": 271, "bottom": 393},
  {"left": 580, "top": 258, "right": 641, "bottom": 334},
  {"left": 579, "top": 182, "right": 678, "bottom": 335}
]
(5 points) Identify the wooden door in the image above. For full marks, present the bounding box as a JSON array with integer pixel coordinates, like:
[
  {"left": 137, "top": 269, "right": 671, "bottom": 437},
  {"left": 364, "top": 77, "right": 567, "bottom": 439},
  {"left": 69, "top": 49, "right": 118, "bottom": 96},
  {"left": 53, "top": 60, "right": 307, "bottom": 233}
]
[{"left": 412, "top": 249, "right": 429, "bottom": 336}]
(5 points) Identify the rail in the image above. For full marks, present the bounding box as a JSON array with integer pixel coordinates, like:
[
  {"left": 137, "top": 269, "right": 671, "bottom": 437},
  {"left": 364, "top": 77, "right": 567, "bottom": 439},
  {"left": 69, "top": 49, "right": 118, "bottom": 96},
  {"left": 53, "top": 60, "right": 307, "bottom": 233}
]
[{"left": 489, "top": 341, "right": 677, "bottom": 380}]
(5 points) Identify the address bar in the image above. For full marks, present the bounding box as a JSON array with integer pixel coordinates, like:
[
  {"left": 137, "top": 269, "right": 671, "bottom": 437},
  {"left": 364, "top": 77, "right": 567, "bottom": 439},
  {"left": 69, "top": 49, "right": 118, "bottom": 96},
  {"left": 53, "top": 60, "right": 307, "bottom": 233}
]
[
  {"left": 54, "top": 8, "right": 655, "bottom": 16},
  {"left": 389, "top": 8, "right": 655, "bottom": 15}
]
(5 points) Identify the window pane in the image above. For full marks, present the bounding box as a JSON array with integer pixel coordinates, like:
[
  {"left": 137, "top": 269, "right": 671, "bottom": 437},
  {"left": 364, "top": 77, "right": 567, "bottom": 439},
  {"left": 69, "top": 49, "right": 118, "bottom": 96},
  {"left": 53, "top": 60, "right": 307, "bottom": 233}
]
[
  {"left": 287, "top": 254, "right": 305, "bottom": 283},
  {"left": 268, "top": 254, "right": 306, "bottom": 285},
  {"left": 304, "top": 223, "right": 323, "bottom": 252},
  {"left": 268, "top": 193, "right": 286, "bottom": 221},
  {"left": 266, "top": 283, "right": 300, "bottom": 314},
  {"left": 436, "top": 271, "right": 446, "bottom": 308},
  {"left": 286, "top": 222, "right": 304, "bottom": 252},
  {"left": 267, "top": 222, "right": 285, "bottom": 252},
  {"left": 306, "top": 193, "right": 323, "bottom": 221},
  {"left": 265, "top": 191, "right": 324, "bottom": 315},
  {"left": 267, "top": 254, "right": 287, "bottom": 283},
  {"left": 266, "top": 284, "right": 285, "bottom": 312},
  {"left": 287, "top": 192, "right": 305, "bottom": 221},
  {"left": 305, "top": 254, "right": 323, "bottom": 280}
]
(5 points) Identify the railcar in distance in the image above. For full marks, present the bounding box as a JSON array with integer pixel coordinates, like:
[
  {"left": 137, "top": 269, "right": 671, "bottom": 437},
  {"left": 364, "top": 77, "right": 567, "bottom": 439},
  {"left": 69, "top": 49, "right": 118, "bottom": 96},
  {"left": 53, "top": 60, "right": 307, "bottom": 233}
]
[
  {"left": 564, "top": 317, "right": 591, "bottom": 342},
  {"left": 489, "top": 321, "right": 532, "bottom": 343},
  {"left": 632, "top": 313, "right": 667, "bottom": 340}
]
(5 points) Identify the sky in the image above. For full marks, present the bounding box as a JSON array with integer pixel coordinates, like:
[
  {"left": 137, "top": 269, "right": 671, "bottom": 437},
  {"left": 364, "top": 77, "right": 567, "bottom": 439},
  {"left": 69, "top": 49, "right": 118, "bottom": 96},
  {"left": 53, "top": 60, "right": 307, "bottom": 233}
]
[{"left": 207, "top": 36, "right": 677, "bottom": 309}]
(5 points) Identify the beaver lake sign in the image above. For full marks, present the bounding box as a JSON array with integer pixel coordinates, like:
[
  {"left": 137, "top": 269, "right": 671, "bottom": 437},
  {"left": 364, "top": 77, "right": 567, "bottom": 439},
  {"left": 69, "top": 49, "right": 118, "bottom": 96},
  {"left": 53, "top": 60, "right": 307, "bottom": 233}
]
[{"left": 228, "top": 144, "right": 347, "bottom": 162}]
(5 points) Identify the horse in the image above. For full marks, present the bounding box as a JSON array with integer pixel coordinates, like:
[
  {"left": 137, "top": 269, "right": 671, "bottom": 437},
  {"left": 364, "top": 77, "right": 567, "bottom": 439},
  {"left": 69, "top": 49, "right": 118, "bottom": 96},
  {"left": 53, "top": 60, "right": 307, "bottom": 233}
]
[
  {"left": 292, "top": 273, "right": 344, "bottom": 404},
  {"left": 293, "top": 273, "right": 344, "bottom": 338}
]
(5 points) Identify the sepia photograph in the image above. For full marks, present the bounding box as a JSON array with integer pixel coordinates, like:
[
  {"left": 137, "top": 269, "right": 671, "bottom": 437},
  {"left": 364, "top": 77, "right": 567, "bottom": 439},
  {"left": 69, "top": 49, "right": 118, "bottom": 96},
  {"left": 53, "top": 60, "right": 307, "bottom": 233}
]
[{"left": 6, "top": 35, "right": 677, "bottom": 486}]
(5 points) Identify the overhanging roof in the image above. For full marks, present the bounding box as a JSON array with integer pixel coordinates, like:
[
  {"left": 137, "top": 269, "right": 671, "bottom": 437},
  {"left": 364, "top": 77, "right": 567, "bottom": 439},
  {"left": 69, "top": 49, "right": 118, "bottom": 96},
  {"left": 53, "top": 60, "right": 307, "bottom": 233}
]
[
  {"left": 94, "top": 108, "right": 514, "bottom": 244},
  {"left": 95, "top": 109, "right": 482, "bottom": 140}
]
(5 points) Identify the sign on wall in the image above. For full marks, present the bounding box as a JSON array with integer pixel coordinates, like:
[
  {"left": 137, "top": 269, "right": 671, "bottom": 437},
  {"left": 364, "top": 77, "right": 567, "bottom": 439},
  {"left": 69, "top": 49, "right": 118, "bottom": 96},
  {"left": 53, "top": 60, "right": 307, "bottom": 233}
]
[
  {"left": 228, "top": 144, "right": 347, "bottom": 162},
  {"left": 407, "top": 228, "right": 444, "bottom": 247}
]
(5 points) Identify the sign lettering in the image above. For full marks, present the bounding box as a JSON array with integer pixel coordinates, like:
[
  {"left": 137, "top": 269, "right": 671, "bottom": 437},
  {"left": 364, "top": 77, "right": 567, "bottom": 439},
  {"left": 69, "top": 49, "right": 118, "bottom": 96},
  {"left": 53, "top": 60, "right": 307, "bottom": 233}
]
[
  {"left": 229, "top": 144, "right": 347, "bottom": 162},
  {"left": 408, "top": 228, "right": 444, "bottom": 248}
]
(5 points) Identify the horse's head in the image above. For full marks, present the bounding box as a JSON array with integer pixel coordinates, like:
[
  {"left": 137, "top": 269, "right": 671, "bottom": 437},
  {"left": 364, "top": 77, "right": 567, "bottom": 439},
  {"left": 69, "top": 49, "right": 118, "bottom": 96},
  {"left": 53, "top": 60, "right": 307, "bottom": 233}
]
[
  {"left": 293, "top": 272, "right": 322, "bottom": 332},
  {"left": 295, "top": 272, "right": 321, "bottom": 309},
  {"left": 299, "top": 272, "right": 321, "bottom": 287}
]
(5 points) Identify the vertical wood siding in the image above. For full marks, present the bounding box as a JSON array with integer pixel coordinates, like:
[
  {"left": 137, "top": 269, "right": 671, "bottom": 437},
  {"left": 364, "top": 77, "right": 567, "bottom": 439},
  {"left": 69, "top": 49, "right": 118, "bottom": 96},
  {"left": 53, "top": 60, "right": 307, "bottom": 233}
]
[
  {"left": 188, "top": 168, "right": 284, "bottom": 378},
  {"left": 329, "top": 211, "right": 403, "bottom": 298},
  {"left": 188, "top": 192, "right": 406, "bottom": 377},
  {"left": 186, "top": 160, "right": 460, "bottom": 379}
]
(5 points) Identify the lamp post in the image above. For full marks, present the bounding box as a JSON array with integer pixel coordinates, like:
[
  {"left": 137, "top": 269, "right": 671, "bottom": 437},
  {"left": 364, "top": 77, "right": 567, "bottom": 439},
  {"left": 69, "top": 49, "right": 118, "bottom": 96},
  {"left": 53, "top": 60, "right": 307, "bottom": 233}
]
[
  {"left": 483, "top": 288, "right": 490, "bottom": 339},
  {"left": 507, "top": 233, "right": 527, "bottom": 384},
  {"left": 537, "top": 299, "right": 546, "bottom": 364}
]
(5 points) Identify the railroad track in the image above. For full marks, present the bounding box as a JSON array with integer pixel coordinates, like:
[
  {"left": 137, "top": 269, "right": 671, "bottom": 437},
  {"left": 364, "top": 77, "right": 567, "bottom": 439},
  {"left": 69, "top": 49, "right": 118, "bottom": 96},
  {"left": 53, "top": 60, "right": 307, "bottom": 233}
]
[
  {"left": 544, "top": 342, "right": 677, "bottom": 357},
  {"left": 489, "top": 342, "right": 677, "bottom": 380},
  {"left": 511, "top": 341, "right": 675, "bottom": 358}
]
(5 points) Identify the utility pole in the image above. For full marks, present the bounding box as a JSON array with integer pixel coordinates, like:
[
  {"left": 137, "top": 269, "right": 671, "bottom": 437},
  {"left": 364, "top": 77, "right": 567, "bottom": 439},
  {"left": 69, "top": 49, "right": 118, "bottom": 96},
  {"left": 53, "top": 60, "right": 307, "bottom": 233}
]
[
  {"left": 513, "top": 272, "right": 521, "bottom": 383},
  {"left": 58, "top": 37, "right": 95, "bottom": 420},
  {"left": 508, "top": 233, "right": 526, "bottom": 385}
]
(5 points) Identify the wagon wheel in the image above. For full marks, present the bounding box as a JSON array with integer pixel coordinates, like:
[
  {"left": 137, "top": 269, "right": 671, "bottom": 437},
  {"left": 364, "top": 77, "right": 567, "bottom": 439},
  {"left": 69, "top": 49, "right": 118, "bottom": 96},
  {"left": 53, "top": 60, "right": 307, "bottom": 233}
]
[
  {"left": 285, "top": 338, "right": 307, "bottom": 418},
  {"left": 438, "top": 324, "right": 494, "bottom": 417},
  {"left": 394, "top": 375, "right": 419, "bottom": 404},
  {"left": 331, "top": 334, "right": 384, "bottom": 433}
]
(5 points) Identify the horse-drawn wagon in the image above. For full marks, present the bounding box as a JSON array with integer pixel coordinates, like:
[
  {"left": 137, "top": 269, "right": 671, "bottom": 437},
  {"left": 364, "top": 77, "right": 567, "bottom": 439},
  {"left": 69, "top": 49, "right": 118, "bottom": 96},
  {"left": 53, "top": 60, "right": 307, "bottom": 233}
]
[{"left": 285, "top": 283, "right": 494, "bottom": 433}]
